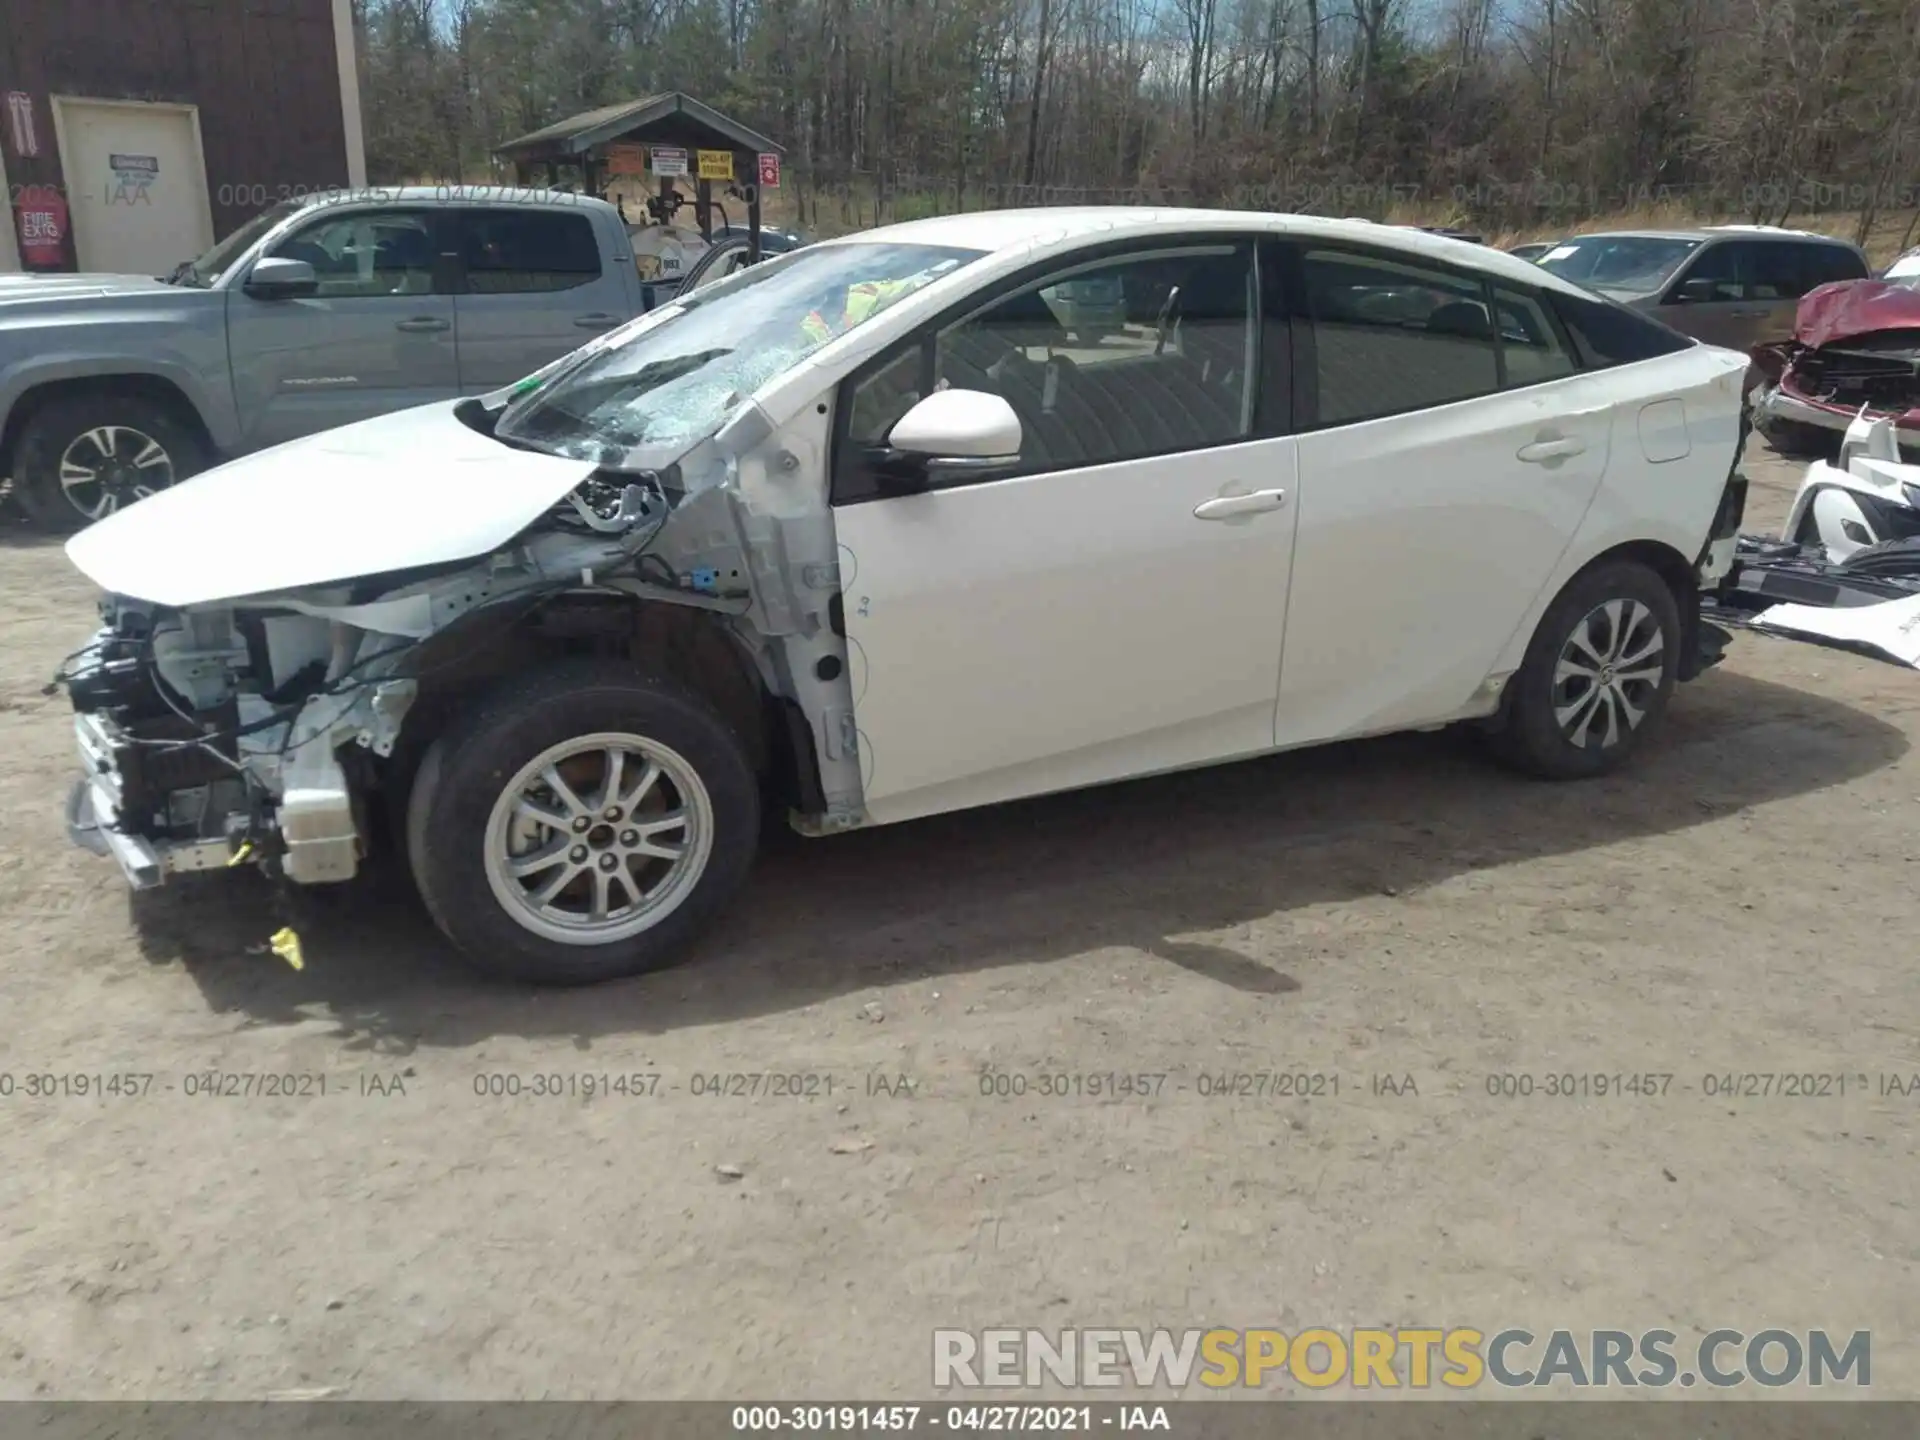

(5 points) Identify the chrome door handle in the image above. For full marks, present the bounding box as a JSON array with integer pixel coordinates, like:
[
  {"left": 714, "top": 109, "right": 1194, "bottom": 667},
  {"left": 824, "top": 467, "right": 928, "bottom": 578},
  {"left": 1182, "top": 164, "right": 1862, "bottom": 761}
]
[
  {"left": 1516, "top": 436, "right": 1587, "bottom": 464},
  {"left": 1731, "top": 308, "right": 1770, "bottom": 318},
  {"left": 1193, "top": 488, "right": 1286, "bottom": 520},
  {"left": 395, "top": 316, "right": 451, "bottom": 333},
  {"left": 574, "top": 313, "right": 621, "bottom": 329}
]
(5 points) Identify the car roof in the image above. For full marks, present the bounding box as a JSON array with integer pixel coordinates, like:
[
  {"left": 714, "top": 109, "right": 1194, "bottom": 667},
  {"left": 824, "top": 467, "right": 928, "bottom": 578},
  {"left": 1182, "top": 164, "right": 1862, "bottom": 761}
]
[
  {"left": 292, "top": 185, "right": 622, "bottom": 218},
  {"left": 1564, "top": 225, "right": 1857, "bottom": 247},
  {"left": 815, "top": 206, "right": 1577, "bottom": 293}
]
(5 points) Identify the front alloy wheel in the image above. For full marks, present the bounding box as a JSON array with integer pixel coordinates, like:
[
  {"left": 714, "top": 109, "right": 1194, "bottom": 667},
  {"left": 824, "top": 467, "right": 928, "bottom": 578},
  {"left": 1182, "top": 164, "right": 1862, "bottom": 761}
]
[
  {"left": 58, "top": 425, "right": 176, "bottom": 521},
  {"left": 484, "top": 733, "right": 716, "bottom": 946},
  {"left": 408, "top": 661, "right": 760, "bottom": 985},
  {"left": 11, "top": 390, "right": 208, "bottom": 534}
]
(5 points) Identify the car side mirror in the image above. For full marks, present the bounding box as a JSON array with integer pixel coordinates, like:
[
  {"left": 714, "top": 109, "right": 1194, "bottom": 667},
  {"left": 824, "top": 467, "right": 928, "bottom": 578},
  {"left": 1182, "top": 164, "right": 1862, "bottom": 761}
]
[
  {"left": 1669, "top": 277, "right": 1718, "bottom": 305},
  {"left": 244, "top": 256, "right": 319, "bottom": 299},
  {"left": 873, "top": 390, "right": 1023, "bottom": 492}
]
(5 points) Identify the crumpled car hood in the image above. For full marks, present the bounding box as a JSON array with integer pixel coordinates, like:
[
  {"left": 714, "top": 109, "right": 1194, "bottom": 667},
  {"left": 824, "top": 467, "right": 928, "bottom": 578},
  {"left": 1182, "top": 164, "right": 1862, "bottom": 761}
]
[
  {"left": 1795, "top": 280, "right": 1920, "bottom": 348},
  {"left": 65, "top": 400, "right": 598, "bottom": 608}
]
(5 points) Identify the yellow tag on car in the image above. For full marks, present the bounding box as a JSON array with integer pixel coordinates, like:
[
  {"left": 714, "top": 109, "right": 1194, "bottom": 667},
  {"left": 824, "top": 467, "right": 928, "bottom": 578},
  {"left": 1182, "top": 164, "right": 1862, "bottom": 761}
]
[{"left": 268, "top": 927, "right": 305, "bottom": 972}]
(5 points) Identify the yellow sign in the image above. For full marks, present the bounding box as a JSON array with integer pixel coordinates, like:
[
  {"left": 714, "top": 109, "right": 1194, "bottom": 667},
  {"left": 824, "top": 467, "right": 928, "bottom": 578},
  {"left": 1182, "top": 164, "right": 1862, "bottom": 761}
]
[{"left": 696, "top": 149, "right": 734, "bottom": 181}]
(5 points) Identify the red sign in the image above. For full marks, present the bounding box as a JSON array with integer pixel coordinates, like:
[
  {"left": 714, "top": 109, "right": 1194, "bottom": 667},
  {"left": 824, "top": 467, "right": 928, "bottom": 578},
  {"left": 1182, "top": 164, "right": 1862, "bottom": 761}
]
[
  {"left": 757, "top": 152, "right": 781, "bottom": 188},
  {"left": 15, "top": 185, "right": 66, "bottom": 266},
  {"left": 4, "top": 91, "right": 37, "bottom": 157}
]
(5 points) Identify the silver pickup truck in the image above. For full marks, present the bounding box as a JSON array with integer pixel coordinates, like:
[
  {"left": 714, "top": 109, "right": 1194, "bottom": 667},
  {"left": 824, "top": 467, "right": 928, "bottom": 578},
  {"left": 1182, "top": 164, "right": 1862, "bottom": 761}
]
[{"left": 0, "top": 186, "right": 654, "bottom": 532}]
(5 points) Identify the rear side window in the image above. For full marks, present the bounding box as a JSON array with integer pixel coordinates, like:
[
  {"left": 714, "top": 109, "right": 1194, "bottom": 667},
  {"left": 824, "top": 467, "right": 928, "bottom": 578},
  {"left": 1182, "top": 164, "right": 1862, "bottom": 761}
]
[
  {"left": 1549, "top": 289, "right": 1693, "bottom": 367},
  {"left": 461, "top": 209, "right": 602, "bottom": 294},
  {"left": 1800, "top": 243, "right": 1869, "bottom": 289},
  {"left": 1299, "top": 249, "right": 1499, "bottom": 425},
  {"left": 1743, "top": 243, "right": 1812, "bottom": 300},
  {"left": 1491, "top": 287, "right": 1578, "bottom": 387}
]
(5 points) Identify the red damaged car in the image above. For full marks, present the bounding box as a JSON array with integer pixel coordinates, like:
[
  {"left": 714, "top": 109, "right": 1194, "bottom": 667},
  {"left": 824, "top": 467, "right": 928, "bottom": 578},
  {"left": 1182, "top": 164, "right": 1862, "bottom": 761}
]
[{"left": 1752, "top": 274, "right": 1920, "bottom": 456}]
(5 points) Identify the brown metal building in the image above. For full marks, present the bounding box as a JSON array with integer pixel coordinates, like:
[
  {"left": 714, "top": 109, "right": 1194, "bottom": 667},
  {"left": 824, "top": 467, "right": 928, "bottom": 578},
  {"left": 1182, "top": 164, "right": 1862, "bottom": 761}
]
[{"left": 1, "top": 0, "right": 366, "bottom": 274}]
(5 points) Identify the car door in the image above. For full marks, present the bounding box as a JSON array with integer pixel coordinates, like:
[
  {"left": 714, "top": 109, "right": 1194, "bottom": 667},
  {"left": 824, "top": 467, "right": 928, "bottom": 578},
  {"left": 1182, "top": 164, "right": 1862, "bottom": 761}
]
[
  {"left": 1659, "top": 240, "right": 1770, "bottom": 348},
  {"left": 682, "top": 237, "right": 753, "bottom": 295},
  {"left": 226, "top": 206, "right": 461, "bottom": 449},
  {"left": 452, "top": 206, "right": 633, "bottom": 389},
  {"left": 831, "top": 239, "right": 1302, "bottom": 826},
  {"left": 1274, "top": 244, "right": 1615, "bottom": 747},
  {"left": 1740, "top": 241, "right": 1827, "bottom": 347}
]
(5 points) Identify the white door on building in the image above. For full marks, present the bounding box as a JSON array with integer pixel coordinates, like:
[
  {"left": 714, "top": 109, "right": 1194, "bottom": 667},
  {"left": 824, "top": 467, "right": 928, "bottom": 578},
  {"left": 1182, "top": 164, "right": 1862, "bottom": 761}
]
[
  {"left": 53, "top": 97, "right": 215, "bottom": 276},
  {"left": 0, "top": 144, "right": 19, "bottom": 272}
]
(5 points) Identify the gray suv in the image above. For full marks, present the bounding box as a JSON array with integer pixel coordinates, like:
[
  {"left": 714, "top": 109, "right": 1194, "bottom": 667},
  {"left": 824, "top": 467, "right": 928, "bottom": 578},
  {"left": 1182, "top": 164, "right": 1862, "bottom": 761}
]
[
  {"left": 0, "top": 187, "right": 647, "bottom": 532},
  {"left": 1535, "top": 225, "right": 1869, "bottom": 350}
]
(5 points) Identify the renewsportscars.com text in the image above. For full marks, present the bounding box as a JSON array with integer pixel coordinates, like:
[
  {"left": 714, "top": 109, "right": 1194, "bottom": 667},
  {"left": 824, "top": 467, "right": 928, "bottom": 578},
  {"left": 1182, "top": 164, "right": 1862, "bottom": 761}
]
[{"left": 933, "top": 1327, "right": 1871, "bottom": 1390}]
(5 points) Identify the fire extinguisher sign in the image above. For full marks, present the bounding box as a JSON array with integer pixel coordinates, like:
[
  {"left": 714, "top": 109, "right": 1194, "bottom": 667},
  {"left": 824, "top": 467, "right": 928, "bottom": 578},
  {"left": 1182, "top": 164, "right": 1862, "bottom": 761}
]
[{"left": 16, "top": 185, "right": 67, "bottom": 266}]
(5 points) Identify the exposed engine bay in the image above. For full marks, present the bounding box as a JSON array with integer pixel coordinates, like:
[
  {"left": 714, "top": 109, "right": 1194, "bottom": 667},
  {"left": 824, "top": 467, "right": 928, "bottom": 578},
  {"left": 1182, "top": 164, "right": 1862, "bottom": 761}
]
[{"left": 57, "top": 395, "right": 863, "bottom": 894}]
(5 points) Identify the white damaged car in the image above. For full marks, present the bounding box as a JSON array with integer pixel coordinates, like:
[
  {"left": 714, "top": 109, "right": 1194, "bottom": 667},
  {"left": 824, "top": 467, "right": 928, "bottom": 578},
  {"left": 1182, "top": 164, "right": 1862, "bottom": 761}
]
[{"left": 57, "top": 208, "right": 1751, "bottom": 984}]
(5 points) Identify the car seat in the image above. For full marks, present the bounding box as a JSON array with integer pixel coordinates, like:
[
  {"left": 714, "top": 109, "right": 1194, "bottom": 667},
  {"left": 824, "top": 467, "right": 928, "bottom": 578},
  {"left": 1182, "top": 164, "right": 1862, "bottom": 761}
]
[
  {"left": 1424, "top": 299, "right": 1494, "bottom": 340},
  {"left": 375, "top": 227, "right": 436, "bottom": 294}
]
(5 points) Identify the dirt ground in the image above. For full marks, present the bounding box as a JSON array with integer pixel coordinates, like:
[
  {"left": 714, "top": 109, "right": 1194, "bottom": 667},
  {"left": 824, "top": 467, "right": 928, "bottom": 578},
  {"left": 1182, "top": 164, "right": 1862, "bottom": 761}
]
[{"left": 0, "top": 436, "right": 1915, "bottom": 1402}]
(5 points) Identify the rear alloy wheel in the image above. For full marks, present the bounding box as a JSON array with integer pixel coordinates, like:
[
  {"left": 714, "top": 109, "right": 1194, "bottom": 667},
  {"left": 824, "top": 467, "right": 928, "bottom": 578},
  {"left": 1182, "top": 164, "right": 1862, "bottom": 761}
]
[
  {"left": 12, "top": 391, "right": 207, "bottom": 533},
  {"left": 408, "top": 661, "right": 760, "bottom": 985},
  {"left": 1488, "top": 560, "right": 1680, "bottom": 780},
  {"left": 1551, "top": 599, "right": 1665, "bottom": 751}
]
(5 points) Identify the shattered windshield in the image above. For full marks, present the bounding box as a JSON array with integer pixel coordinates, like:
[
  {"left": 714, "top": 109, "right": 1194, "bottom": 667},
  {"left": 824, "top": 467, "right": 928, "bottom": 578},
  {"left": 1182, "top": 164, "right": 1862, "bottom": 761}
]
[
  {"left": 1536, "top": 236, "right": 1701, "bottom": 295},
  {"left": 496, "top": 241, "right": 985, "bottom": 467}
]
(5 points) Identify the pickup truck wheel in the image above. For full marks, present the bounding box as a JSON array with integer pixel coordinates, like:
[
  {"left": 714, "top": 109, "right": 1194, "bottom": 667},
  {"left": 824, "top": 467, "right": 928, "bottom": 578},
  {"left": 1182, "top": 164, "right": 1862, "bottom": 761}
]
[
  {"left": 13, "top": 391, "right": 208, "bottom": 533},
  {"left": 407, "top": 661, "right": 760, "bottom": 986},
  {"left": 1487, "top": 561, "right": 1679, "bottom": 780}
]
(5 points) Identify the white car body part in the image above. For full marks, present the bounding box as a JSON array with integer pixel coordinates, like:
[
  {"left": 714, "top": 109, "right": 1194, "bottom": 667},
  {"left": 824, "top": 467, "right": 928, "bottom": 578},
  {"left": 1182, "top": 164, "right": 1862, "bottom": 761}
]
[
  {"left": 1750, "top": 591, "right": 1920, "bottom": 670},
  {"left": 62, "top": 206, "right": 1751, "bottom": 898},
  {"left": 1781, "top": 410, "right": 1920, "bottom": 559},
  {"left": 65, "top": 402, "right": 600, "bottom": 608}
]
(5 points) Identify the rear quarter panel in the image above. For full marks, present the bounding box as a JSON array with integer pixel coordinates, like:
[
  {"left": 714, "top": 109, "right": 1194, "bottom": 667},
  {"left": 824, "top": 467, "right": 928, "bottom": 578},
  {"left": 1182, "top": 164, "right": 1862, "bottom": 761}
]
[{"left": 1488, "top": 342, "right": 1749, "bottom": 675}]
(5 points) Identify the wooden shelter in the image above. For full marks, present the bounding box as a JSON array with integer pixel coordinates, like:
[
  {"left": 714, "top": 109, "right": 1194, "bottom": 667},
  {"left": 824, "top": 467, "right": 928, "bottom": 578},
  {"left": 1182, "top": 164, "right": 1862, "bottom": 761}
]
[{"left": 495, "top": 92, "right": 783, "bottom": 259}]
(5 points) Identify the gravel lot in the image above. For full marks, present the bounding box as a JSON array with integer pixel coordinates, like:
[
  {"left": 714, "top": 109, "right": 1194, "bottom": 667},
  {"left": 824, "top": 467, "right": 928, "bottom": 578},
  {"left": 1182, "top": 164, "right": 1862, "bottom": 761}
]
[{"left": 0, "top": 437, "right": 1915, "bottom": 1400}]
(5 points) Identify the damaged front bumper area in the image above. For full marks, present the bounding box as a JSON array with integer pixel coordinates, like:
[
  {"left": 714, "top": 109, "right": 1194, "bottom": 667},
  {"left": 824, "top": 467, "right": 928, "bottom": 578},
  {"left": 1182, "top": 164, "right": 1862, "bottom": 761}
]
[
  {"left": 1750, "top": 331, "right": 1920, "bottom": 452},
  {"left": 58, "top": 391, "right": 869, "bottom": 896},
  {"left": 62, "top": 595, "right": 426, "bottom": 892},
  {"left": 56, "top": 475, "right": 718, "bottom": 893}
]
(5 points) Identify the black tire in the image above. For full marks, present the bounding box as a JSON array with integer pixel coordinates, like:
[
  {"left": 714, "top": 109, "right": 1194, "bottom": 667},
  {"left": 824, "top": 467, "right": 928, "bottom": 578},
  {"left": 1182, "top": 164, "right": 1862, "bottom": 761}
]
[
  {"left": 1487, "top": 560, "right": 1680, "bottom": 781},
  {"left": 12, "top": 388, "right": 209, "bottom": 534},
  {"left": 407, "top": 660, "right": 761, "bottom": 986}
]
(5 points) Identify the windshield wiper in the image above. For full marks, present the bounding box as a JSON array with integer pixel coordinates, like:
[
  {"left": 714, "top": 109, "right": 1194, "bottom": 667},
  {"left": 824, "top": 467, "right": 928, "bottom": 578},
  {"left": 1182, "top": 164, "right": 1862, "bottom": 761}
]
[{"left": 159, "top": 259, "right": 210, "bottom": 288}]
